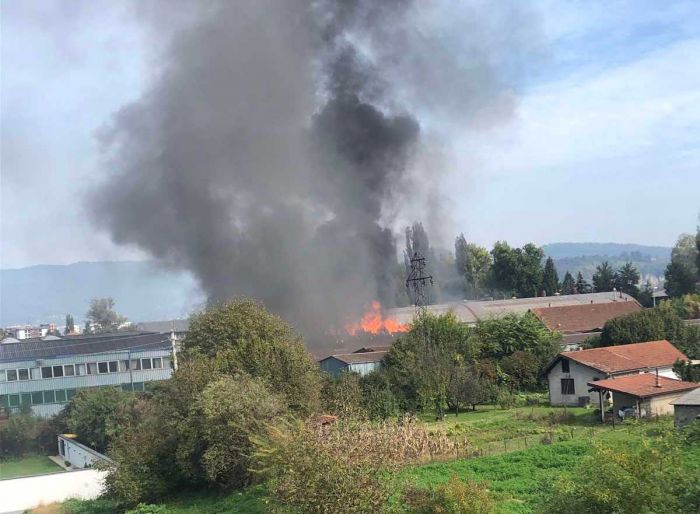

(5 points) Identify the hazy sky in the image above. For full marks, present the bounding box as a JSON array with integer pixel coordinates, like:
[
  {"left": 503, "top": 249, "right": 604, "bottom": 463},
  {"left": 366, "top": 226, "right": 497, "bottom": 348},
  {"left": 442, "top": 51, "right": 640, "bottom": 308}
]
[{"left": 2, "top": 0, "right": 699, "bottom": 269}]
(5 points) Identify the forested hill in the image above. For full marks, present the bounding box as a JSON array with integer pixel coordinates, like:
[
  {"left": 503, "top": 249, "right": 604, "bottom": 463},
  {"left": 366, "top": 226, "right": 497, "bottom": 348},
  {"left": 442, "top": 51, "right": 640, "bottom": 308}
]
[
  {"left": 0, "top": 261, "right": 203, "bottom": 326},
  {"left": 542, "top": 243, "right": 672, "bottom": 280}
]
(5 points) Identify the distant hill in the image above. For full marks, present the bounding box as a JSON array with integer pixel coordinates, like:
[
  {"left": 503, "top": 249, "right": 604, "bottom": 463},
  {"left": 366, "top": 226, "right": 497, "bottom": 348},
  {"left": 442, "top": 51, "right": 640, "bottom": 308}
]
[
  {"left": 0, "top": 261, "right": 204, "bottom": 327},
  {"left": 542, "top": 243, "right": 672, "bottom": 281}
]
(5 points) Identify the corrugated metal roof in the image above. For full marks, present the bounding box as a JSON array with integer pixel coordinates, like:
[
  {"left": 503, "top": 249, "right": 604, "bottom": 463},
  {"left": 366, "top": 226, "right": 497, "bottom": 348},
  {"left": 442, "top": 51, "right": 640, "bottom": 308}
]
[
  {"left": 384, "top": 292, "right": 639, "bottom": 326},
  {"left": 0, "top": 332, "right": 171, "bottom": 362},
  {"left": 320, "top": 351, "right": 388, "bottom": 365},
  {"left": 136, "top": 319, "right": 190, "bottom": 333}
]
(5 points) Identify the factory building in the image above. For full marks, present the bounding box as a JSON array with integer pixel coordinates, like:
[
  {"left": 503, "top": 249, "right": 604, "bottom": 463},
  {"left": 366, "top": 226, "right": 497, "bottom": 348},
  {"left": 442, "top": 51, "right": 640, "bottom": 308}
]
[{"left": 0, "top": 332, "right": 174, "bottom": 417}]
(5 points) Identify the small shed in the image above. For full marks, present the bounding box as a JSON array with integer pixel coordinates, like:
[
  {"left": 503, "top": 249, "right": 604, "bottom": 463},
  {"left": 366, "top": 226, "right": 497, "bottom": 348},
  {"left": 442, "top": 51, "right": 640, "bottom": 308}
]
[
  {"left": 587, "top": 374, "right": 699, "bottom": 422},
  {"left": 318, "top": 351, "right": 387, "bottom": 377},
  {"left": 671, "top": 387, "right": 700, "bottom": 429},
  {"left": 57, "top": 434, "right": 113, "bottom": 469}
]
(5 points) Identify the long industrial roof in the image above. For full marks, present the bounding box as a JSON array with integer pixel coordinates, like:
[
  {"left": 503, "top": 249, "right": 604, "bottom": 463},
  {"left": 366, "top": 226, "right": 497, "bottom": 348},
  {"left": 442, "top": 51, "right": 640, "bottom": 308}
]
[
  {"left": 385, "top": 292, "right": 639, "bottom": 326},
  {"left": 0, "top": 332, "right": 171, "bottom": 362}
]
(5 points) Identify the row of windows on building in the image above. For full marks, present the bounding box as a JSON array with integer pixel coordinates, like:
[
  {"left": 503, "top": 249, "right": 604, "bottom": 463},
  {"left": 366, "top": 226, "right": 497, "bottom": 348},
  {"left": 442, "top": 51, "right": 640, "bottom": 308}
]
[
  {"left": 0, "top": 357, "right": 169, "bottom": 383},
  {"left": 0, "top": 383, "right": 149, "bottom": 410}
]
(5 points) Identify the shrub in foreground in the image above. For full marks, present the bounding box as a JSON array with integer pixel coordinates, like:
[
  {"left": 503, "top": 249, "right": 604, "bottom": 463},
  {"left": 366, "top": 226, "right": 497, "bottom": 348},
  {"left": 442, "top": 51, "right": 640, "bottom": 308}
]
[{"left": 401, "top": 475, "right": 494, "bottom": 514}]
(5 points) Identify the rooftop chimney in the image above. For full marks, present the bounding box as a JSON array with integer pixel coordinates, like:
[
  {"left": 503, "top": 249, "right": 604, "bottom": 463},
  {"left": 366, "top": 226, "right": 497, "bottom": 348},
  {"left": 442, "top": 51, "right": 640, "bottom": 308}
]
[{"left": 655, "top": 368, "right": 661, "bottom": 388}]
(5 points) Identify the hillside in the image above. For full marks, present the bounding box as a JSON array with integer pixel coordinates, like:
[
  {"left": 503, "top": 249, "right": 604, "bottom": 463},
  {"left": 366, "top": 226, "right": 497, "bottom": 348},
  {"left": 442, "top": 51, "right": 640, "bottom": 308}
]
[
  {"left": 0, "top": 261, "right": 203, "bottom": 326},
  {"left": 542, "top": 242, "right": 671, "bottom": 280}
]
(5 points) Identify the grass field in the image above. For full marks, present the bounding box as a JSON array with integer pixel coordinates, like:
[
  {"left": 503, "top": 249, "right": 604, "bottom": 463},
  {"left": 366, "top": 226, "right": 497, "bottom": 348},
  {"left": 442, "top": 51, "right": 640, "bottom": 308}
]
[
  {"left": 0, "top": 455, "right": 64, "bottom": 480},
  {"left": 37, "top": 406, "right": 697, "bottom": 514}
]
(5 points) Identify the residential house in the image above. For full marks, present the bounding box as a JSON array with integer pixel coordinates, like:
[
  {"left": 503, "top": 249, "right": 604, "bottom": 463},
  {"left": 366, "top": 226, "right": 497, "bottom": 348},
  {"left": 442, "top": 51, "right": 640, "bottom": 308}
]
[
  {"left": 318, "top": 351, "right": 388, "bottom": 377},
  {"left": 543, "top": 340, "right": 689, "bottom": 406},
  {"left": 588, "top": 374, "right": 698, "bottom": 420},
  {"left": 671, "top": 387, "right": 700, "bottom": 429}
]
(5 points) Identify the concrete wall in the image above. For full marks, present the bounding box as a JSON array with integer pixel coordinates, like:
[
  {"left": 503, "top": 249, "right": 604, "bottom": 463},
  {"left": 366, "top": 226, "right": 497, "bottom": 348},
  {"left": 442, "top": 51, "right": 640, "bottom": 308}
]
[
  {"left": 548, "top": 359, "right": 607, "bottom": 406},
  {"left": 0, "top": 469, "right": 106, "bottom": 513},
  {"left": 674, "top": 405, "right": 700, "bottom": 429},
  {"left": 612, "top": 391, "right": 687, "bottom": 419}
]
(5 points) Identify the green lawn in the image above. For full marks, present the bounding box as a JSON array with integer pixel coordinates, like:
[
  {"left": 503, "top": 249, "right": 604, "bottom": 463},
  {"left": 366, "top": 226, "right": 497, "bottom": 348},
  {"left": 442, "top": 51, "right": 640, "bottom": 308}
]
[{"left": 0, "top": 454, "right": 64, "bottom": 479}]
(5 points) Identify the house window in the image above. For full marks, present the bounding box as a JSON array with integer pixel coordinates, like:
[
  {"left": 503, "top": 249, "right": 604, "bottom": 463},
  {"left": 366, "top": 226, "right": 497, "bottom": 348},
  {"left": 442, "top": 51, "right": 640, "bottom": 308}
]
[
  {"left": 119, "top": 360, "right": 129, "bottom": 372},
  {"left": 98, "top": 362, "right": 109, "bottom": 374},
  {"left": 18, "top": 368, "right": 30, "bottom": 381},
  {"left": 7, "top": 369, "right": 18, "bottom": 382},
  {"left": 31, "top": 391, "right": 43, "bottom": 405},
  {"left": 561, "top": 378, "right": 575, "bottom": 395},
  {"left": 55, "top": 390, "right": 67, "bottom": 402},
  {"left": 87, "top": 363, "right": 98, "bottom": 375},
  {"left": 0, "top": 370, "right": 5, "bottom": 382},
  {"left": 108, "top": 361, "right": 118, "bottom": 373},
  {"left": 44, "top": 390, "right": 56, "bottom": 403},
  {"left": 130, "top": 359, "right": 142, "bottom": 371},
  {"left": 42, "top": 367, "right": 53, "bottom": 379},
  {"left": 8, "top": 394, "right": 20, "bottom": 407},
  {"left": 52, "top": 365, "right": 64, "bottom": 378},
  {"left": 31, "top": 368, "right": 41, "bottom": 379},
  {"left": 64, "top": 365, "right": 75, "bottom": 377},
  {"left": 152, "top": 357, "right": 163, "bottom": 369},
  {"left": 561, "top": 359, "right": 570, "bottom": 373},
  {"left": 141, "top": 358, "right": 152, "bottom": 370},
  {"left": 20, "top": 393, "right": 31, "bottom": 405},
  {"left": 76, "top": 364, "right": 86, "bottom": 376}
]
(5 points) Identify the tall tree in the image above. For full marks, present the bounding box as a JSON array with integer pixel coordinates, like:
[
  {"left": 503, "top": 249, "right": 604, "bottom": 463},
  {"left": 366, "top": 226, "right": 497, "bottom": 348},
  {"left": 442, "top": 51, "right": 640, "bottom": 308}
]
[
  {"left": 65, "top": 314, "right": 75, "bottom": 335},
  {"left": 561, "top": 272, "right": 576, "bottom": 295},
  {"left": 665, "top": 260, "right": 697, "bottom": 297},
  {"left": 542, "top": 257, "right": 560, "bottom": 296},
  {"left": 614, "top": 262, "right": 640, "bottom": 298},
  {"left": 575, "top": 272, "right": 591, "bottom": 294},
  {"left": 490, "top": 241, "right": 544, "bottom": 298},
  {"left": 404, "top": 222, "right": 435, "bottom": 304},
  {"left": 86, "top": 298, "right": 127, "bottom": 333},
  {"left": 592, "top": 261, "right": 616, "bottom": 292},
  {"left": 455, "top": 234, "right": 492, "bottom": 299}
]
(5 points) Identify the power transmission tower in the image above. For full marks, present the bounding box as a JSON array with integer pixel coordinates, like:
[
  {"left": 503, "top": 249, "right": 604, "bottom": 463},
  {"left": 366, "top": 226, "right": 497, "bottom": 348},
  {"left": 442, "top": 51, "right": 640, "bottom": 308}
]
[{"left": 406, "top": 251, "right": 433, "bottom": 311}]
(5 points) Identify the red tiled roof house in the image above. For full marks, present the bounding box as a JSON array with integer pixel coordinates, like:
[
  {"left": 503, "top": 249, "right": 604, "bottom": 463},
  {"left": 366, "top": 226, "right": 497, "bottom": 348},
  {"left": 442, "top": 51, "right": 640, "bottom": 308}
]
[{"left": 543, "top": 340, "right": 689, "bottom": 407}]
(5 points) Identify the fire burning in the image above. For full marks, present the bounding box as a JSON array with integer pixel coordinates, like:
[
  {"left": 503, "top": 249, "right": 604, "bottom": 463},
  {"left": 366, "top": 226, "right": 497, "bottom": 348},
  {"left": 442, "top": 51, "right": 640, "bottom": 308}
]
[{"left": 344, "top": 301, "right": 408, "bottom": 335}]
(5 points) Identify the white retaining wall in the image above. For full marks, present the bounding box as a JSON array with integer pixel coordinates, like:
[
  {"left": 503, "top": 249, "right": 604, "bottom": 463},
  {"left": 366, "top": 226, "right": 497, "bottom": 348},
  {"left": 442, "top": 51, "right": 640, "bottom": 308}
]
[{"left": 0, "top": 469, "right": 106, "bottom": 513}]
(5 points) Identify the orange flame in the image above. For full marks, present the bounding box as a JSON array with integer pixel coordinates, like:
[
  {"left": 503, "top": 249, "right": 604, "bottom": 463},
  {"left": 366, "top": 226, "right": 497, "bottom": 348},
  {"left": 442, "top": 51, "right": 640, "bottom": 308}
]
[{"left": 345, "top": 301, "right": 408, "bottom": 335}]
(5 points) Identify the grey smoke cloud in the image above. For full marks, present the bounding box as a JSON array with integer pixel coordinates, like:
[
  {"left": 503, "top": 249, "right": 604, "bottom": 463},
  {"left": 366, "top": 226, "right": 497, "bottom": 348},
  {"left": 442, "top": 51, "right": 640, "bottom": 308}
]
[{"left": 90, "top": 0, "right": 538, "bottom": 339}]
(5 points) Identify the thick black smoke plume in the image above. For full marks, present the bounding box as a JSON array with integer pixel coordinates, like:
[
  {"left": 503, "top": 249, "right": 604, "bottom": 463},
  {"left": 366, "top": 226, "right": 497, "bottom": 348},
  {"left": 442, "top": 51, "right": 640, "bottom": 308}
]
[{"left": 91, "top": 0, "right": 538, "bottom": 340}]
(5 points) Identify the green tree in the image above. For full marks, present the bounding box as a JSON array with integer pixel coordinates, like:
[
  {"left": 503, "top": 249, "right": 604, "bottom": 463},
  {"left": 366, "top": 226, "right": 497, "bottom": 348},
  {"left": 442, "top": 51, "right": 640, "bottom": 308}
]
[
  {"left": 359, "top": 371, "right": 397, "bottom": 420},
  {"left": 490, "top": 242, "right": 544, "bottom": 298},
  {"left": 575, "top": 271, "right": 591, "bottom": 294},
  {"left": 476, "top": 312, "right": 560, "bottom": 361},
  {"left": 198, "top": 374, "right": 287, "bottom": 489},
  {"left": 638, "top": 280, "right": 655, "bottom": 308},
  {"left": 561, "top": 272, "right": 576, "bottom": 295},
  {"left": 455, "top": 234, "right": 492, "bottom": 299},
  {"left": 592, "top": 261, "right": 616, "bottom": 292},
  {"left": 66, "top": 387, "right": 135, "bottom": 453},
  {"left": 598, "top": 304, "right": 687, "bottom": 348},
  {"left": 386, "top": 312, "right": 479, "bottom": 416},
  {"left": 65, "top": 314, "right": 75, "bottom": 335},
  {"left": 542, "top": 257, "right": 560, "bottom": 296},
  {"left": 665, "top": 260, "right": 697, "bottom": 297},
  {"left": 500, "top": 351, "right": 542, "bottom": 391},
  {"left": 86, "top": 297, "right": 128, "bottom": 333},
  {"left": 615, "top": 262, "right": 640, "bottom": 298},
  {"left": 184, "top": 298, "right": 321, "bottom": 415}
]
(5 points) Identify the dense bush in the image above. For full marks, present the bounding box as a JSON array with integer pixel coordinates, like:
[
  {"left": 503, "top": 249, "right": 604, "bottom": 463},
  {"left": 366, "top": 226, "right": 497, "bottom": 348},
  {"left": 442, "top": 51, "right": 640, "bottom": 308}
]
[
  {"left": 321, "top": 371, "right": 366, "bottom": 419},
  {"left": 599, "top": 304, "right": 686, "bottom": 347},
  {"left": 184, "top": 298, "right": 321, "bottom": 415},
  {"left": 500, "top": 350, "right": 542, "bottom": 390},
  {"left": 0, "top": 410, "right": 68, "bottom": 459},
  {"left": 401, "top": 475, "right": 494, "bottom": 514},
  {"left": 476, "top": 312, "right": 560, "bottom": 361},
  {"left": 541, "top": 433, "right": 699, "bottom": 514},
  {"left": 65, "top": 387, "right": 136, "bottom": 453}
]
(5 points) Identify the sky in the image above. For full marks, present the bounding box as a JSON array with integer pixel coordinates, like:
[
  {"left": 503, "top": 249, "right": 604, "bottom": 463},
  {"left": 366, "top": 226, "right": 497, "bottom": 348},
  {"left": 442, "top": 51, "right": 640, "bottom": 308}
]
[{"left": 1, "top": 0, "right": 699, "bottom": 270}]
